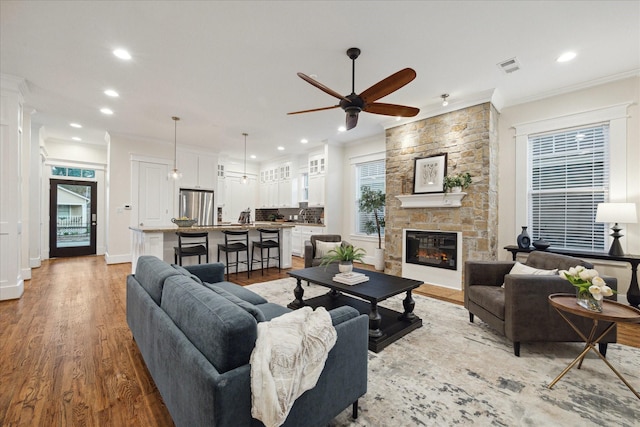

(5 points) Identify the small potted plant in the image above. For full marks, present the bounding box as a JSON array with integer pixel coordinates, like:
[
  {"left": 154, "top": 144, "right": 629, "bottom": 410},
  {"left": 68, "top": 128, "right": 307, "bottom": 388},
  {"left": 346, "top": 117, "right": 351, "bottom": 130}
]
[
  {"left": 358, "top": 186, "right": 385, "bottom": 270},
  {"left": 320, "top": 245, "right": 366, "bottom": 273},
  {"left": 443, "top": 172, "right": 472, "bottom": 193}
]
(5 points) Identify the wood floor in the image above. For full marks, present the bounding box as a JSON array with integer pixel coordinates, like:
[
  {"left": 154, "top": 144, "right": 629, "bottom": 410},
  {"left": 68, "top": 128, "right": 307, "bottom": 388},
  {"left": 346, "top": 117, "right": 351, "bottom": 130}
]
[{"left": 1, "top": 256, "right": 638, "bottom": 426}]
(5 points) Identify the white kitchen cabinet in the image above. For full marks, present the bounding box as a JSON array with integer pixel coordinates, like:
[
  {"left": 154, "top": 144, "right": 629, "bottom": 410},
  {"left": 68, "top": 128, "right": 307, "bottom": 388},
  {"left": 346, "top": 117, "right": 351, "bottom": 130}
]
[
  {"left": 308, "top": 174, "right": 325, "bottom": 207},
  {"left": 292, "top": 225, "right": 325, "bottom": 257},
  {"left": 178, "top": 151, "right": 217, "bottom": 190},
  {"left": 309, "top": 154, "right": 325, "bottom": 175},
  {"left": 259, "top": 161, "right": 297, "bottom": 208}
]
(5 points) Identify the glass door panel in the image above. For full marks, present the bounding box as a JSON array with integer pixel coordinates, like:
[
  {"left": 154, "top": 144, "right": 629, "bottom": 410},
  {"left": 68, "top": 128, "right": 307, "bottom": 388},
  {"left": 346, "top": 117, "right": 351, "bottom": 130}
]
[{"left": 49, "top": 179, "right": 97, "bottom": 257}]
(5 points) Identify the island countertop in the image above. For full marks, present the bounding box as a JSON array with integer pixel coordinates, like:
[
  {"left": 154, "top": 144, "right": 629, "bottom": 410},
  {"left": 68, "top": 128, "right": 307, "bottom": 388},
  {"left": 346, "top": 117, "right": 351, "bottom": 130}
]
[{"left": 129, "top": 222, "right": 297, "bottom": 233}]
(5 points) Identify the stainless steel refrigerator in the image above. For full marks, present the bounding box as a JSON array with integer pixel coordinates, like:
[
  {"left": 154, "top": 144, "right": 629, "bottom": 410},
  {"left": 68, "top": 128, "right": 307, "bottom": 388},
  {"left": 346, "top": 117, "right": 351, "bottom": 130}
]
[{"left": 179, "top": 188, "right": 215, "bottom": 226}]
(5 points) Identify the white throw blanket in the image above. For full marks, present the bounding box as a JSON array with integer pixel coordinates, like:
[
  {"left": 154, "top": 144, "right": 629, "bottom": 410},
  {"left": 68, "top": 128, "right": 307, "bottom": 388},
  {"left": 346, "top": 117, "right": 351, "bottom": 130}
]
[{"left": 250, "top": 306, "right": 337, "bottom": 427}]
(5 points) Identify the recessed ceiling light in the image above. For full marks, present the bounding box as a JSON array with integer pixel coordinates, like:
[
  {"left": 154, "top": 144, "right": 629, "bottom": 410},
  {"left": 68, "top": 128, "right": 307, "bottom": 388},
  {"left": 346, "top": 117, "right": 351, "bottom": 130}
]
[
  {"left": 113, "top": 48, "right": 132, "bottom": 60},
  {"left": 70, "top": 123, "right": 82, "bottom": 128},
  {"left": 250, "top": 154, "right": 257, "bottom": 159},
  {"left": 100, "top": 108, "right": 114, "bottom": 115},
  {"left": 104, "top": 89, "right": 119, "bottom": 97},
  {"left": 300, "top": 138, "right": 308, "bottom": 144},
  {"left": 277, "top": 146, "right": 285, "bottom": 151},
  {"left": 72, "top": 137, "right": 82, "bottom": 141},
  {"left": 338, "top": 126, "right": 346, "bottom": 132},
  {"left": 557, "top": 51, "right": 576, "bottom": 63}
]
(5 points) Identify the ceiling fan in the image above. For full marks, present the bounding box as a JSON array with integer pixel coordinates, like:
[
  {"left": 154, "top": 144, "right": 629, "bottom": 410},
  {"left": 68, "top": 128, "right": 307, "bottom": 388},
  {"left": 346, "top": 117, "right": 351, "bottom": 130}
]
[{"left": 288, "top": 47, "right": 420, "bottom": 131}]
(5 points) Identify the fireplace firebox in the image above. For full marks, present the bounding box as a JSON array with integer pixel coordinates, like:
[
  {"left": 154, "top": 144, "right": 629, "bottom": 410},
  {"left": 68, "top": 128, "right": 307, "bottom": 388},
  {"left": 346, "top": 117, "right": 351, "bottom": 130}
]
[{"left": 405, "top": 230, "right": 457, "bottom": 271}]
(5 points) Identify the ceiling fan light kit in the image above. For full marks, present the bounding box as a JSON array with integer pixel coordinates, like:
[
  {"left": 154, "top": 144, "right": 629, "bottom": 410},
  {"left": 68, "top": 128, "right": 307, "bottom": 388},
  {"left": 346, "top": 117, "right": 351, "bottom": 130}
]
[{"left": 288, "top": 47, "right": 420, "bottom": 130}]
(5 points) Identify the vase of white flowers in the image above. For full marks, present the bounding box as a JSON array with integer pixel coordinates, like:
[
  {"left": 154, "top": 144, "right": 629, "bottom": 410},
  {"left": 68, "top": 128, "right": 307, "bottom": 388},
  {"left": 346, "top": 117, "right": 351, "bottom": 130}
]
[{"left": 559, "top": 265, "right": 614, "bottom": 312}]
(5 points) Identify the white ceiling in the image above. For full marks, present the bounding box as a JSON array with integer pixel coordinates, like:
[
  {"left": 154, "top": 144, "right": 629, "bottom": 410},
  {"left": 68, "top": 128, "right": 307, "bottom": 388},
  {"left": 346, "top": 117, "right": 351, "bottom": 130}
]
[{"left": 1, "top": 1, "right": 638, "bottom": 163}]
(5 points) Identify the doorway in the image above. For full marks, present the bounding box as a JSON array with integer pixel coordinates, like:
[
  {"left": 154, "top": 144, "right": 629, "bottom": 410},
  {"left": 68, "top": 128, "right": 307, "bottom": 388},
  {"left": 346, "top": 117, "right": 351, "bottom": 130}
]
[{"left": 49, "top": 179, "right": 97, "bottom": 257}]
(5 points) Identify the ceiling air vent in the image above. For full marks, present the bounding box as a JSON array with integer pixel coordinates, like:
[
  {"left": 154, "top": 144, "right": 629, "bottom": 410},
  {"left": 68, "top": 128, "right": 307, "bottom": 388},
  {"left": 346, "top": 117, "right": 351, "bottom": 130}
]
[{"left": 497, "top": 57, "right": 521, "bottom": 74}]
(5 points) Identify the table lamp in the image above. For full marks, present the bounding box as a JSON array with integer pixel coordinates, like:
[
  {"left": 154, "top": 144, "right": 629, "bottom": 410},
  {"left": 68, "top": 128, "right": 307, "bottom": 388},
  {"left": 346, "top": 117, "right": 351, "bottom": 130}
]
[{"left": 595, "top": 202, "right": 638, "bottom": 256}]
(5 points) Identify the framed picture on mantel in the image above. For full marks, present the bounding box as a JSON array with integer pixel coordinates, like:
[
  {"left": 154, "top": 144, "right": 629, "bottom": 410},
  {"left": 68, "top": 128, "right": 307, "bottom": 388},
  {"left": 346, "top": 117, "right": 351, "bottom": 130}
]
[{"left": 413, "top": 154, "right": 447, "bottom": 194}]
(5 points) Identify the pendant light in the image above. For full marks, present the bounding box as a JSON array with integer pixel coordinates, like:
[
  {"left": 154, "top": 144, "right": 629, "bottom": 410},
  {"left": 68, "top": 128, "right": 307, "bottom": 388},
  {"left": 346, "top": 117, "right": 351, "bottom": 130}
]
[
  {"left": 441, "top": 94, "right": 450, "bottom": 107},
  {"left": 242, "top": 132, "right": 248, "bottom": 184},
  {"left": 169, "top": 116, "right": 182, "bottom": 180}
]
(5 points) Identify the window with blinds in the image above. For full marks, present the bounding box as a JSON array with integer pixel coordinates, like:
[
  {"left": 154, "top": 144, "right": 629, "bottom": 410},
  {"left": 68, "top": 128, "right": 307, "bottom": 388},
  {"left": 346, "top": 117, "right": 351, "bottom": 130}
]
[
  {"left": 528, "top": 124, "right": 609, "bottom": 251},
  {"left": 356, "top": 159, "right": 385, "bottom": 235}
]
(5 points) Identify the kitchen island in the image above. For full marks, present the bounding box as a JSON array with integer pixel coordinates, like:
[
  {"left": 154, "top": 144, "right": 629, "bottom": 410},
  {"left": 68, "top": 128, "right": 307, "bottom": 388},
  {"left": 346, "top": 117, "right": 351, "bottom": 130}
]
[{"left": 129, "top": 223, "right": 295, "bottom": 273}]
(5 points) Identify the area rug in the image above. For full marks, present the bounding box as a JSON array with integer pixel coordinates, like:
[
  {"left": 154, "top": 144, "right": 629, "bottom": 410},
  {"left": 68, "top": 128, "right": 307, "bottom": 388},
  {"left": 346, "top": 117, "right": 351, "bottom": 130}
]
[{"left": 246, "top": 278, "right": 640, "bottom": 427}]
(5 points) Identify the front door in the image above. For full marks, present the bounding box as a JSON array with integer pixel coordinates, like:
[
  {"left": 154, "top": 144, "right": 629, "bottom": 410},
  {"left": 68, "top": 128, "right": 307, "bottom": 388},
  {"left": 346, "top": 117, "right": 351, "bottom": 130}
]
[{"left": 49, "top": 179, "right": 97, "bottom": 257}]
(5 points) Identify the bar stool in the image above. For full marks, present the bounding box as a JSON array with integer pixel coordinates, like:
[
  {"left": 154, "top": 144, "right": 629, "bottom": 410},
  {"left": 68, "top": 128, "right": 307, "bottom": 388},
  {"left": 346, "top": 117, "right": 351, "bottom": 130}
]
[
  {"left": 174, "top": 232, "right": 209, "bottom": 266},
  {"left": 250, "top": 228, "right": 281, "bottom": 276},
  {"left": 217, "top": 229, "right": 250, "bottom": 280}
]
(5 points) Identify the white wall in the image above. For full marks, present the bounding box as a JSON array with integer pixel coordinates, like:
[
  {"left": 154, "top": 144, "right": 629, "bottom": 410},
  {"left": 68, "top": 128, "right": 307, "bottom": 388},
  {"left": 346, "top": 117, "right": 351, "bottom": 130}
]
[
  {"left": 106, "top": 134, "right": 173, "bottom": 263},
  {"left": 341, "top": 134, "right": 386, "bottom": 265},
  {"left": 497, "top": 76, "right": 640, "bottom": 296}
]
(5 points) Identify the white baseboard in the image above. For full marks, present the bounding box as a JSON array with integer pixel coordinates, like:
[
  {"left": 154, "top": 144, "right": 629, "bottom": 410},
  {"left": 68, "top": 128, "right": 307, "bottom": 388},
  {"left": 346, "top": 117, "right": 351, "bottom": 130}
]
[
  {"left": 104, "top": 252, "right": 132, "bottom": 265},
  {"left": 30, "top": 256, "right": 41, "bottom": 268},
  {"left": 21, "top": 267, "right": 31, "bottom": 280},
  {"left": 0, "top": 280, "right": 24, "bottom": 301}
]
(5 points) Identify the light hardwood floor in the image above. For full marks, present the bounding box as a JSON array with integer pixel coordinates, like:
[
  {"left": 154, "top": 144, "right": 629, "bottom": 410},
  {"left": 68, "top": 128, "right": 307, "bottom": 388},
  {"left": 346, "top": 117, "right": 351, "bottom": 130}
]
[{"left": 1, "top": 256, "right": 637, "bottom": 426}]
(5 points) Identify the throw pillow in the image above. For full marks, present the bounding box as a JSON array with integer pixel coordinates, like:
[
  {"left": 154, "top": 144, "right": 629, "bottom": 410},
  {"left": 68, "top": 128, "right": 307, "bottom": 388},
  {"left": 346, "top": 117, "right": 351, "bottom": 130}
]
[
  {"left": 204, "top": 283, "right": 266, "bottom": 322},
  {"left": 315, "top": 240, "right": 340, "bottom": 259},
  {"left": 502, "top": 261, "right": 558, "bottom": 288},
  {"left": 509, "top": 261, "right": 558, "bottom": 276}
]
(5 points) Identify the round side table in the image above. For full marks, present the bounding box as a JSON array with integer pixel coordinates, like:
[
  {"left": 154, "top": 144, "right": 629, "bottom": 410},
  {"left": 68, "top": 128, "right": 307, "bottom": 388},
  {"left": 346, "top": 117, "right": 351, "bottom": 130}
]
[{"left": 548, "top": 293, "right": 640, "bottom": 400}]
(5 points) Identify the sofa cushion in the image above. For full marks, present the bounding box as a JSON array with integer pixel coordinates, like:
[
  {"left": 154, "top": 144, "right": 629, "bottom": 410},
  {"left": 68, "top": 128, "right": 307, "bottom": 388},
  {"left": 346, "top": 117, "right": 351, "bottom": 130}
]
[
  {"left": 161, "top": 275, "right": 257, "bottom": 373},
  {"left": 205, "top": 281, "right": 268, "bottom": 305},
  {"left": 468, "top": 285, "right": 505, "bottom": 320},
  {"left": 134, "top": 256, "right": 181, "bottom": 305},
  {"left": 172, "top": 264, "right": 204, "bottom": 285},
  {"left": 204, "top": 283, "right": 266, "bottom": 322},
  {"left": 256, "top": 302, "right": 292, "bottom": 321}
]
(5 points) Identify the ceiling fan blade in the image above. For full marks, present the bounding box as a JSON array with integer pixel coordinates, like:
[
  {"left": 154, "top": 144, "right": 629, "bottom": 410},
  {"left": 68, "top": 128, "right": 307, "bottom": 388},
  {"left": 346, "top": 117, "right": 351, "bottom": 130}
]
[
  {"left": 287, "top": 105, "right": 340, "bottom": 115},
  {"left": 346, "top": 112, "right": 359, "bottom": 130},
  {"left": 360, "top": 68, "right": 417, "bottom": 103},
  {"left": 364, "top": 102, "right": 420, "bottom": 117},
  {"left": 297, "top": 73, "right": 351, "bottom": 103}
]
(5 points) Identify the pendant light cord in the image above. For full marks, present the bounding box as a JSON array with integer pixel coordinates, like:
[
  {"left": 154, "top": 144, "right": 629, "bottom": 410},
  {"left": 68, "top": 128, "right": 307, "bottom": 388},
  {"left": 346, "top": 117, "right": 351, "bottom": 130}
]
[
  {"left": 172, "top": 116, "right": 180, "bottom": 169},
  {"left": 243, "top": 132, "right": 248, "bottom": 178}
]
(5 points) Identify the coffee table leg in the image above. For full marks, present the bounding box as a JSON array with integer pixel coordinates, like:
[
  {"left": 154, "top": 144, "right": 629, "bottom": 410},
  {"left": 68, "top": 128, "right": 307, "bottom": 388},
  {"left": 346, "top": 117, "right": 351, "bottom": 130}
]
[
  {"left": 288, "top": 277, "right": 305, "bottom": 309},
  {"left": 399, "top": 290, "right": 416, "bottom": 321},
  {"left": 369, "top": 302, "right": 383, "bottom": 338}
]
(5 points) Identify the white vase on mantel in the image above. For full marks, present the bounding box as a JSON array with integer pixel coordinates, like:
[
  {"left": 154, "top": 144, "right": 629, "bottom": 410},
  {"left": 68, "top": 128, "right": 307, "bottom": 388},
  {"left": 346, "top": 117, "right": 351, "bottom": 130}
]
[
  {"left": 373, "top": 248, "right": 385, "bottom": 271},
  {"left": 450, "top": 186, "right": 462, "bottom": 193}
]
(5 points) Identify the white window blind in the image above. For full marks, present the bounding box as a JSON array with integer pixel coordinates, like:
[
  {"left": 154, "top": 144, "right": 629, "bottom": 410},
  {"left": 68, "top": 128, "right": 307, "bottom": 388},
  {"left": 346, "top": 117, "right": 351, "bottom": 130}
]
[
  {"left": 528, "top": 124, "right": 609, "bottom": 251},
  {"left": 356, "top": 159, "right": 385, "bottom": 235}
]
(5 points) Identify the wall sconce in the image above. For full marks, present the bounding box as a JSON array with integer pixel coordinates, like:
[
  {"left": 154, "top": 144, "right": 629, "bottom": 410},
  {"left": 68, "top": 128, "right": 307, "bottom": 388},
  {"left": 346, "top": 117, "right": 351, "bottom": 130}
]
[{"left": 595, "top": 202, "right": 638, "bottom": 256}]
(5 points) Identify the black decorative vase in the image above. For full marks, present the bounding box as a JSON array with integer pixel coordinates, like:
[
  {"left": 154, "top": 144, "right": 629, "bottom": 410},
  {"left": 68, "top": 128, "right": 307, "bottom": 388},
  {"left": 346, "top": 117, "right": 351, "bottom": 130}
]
[
  {"left": 517, "top": 226, "right": 531, "bottom": 249},
  {"left": 533, "top": 238, "right": 551, "bottom": 250}
]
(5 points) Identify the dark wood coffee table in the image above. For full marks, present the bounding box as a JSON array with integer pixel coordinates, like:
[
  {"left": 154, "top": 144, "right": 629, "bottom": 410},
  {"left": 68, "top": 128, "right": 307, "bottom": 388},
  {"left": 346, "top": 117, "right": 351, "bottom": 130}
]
[{"left": 287, "top": 265, "right": 423, "bottom": 352}]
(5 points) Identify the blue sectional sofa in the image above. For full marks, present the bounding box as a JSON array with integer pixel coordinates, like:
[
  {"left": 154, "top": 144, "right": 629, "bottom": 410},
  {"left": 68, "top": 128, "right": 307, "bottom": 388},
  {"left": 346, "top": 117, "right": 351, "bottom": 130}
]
[{"left": 126, "top": 255, "right": 368, "bottom": 427}]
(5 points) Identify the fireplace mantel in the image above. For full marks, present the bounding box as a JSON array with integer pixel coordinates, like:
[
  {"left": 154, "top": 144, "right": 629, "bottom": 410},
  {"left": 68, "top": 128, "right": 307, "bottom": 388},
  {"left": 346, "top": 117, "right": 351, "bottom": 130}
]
[{"left": 395, "top": 192, "right": 466, "bottom": 208}]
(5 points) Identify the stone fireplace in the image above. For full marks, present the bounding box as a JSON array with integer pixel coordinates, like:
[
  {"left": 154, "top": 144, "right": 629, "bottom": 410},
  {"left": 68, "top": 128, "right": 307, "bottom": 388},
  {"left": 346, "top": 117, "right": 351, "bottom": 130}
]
[{"left": 384, "top": 102, "right": 499, "bottom": 289}]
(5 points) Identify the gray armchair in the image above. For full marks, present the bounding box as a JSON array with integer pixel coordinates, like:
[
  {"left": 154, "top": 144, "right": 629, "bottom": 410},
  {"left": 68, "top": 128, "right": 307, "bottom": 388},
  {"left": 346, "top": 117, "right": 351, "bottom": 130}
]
[
  {"left": 304, "top": 235, "right": 348, "bottom": 268},
  {"left": 464, "top": 251, "right": 617, "bottom": 356}
]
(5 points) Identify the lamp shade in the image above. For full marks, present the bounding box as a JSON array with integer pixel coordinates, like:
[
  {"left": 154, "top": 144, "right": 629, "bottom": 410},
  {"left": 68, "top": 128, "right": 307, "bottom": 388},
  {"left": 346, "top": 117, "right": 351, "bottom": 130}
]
[{"left": 595, "top": 203, "right": 638, "bottom": 224}]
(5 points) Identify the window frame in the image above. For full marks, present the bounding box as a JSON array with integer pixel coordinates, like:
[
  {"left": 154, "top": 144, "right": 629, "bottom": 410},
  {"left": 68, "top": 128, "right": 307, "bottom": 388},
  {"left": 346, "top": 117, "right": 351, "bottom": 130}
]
[
  {"left": 350, "top": 152, "right": 386, "bottom": 239},
  {"left": 514, "top": 103, "right": 629, "bottom": 251}
]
